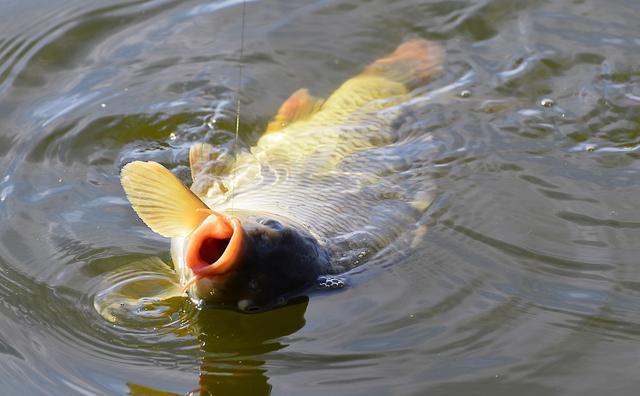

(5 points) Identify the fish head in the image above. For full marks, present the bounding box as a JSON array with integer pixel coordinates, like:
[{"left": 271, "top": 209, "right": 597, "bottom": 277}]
[
  {"left": 121, "top": 161, "right": 329, "bottom": 312},
  {"left": 179, "top": 211, "right": 327, "bottom": 312}
]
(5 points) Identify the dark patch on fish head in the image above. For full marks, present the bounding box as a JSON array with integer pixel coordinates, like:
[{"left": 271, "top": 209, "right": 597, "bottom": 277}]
[{"left": 190, "top": 217, "right": 328, "bottom": 312}]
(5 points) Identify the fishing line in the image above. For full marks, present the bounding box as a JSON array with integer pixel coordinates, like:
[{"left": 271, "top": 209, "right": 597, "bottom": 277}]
[{"left": 230, "top": 0, "right": 247, "bottom": 214}]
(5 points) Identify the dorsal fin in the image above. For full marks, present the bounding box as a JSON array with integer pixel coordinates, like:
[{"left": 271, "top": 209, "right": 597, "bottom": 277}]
[
  {"left": 265, "top": 88, "right": 324, "bottom": 133},
  {"left": 121, "top": 161, "right": 211, "bottom": 238}
]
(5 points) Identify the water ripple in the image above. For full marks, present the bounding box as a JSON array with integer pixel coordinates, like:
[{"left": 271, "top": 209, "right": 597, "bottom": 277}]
[{"left": 2, "top": 0, "right": 640, "bottom": 395}]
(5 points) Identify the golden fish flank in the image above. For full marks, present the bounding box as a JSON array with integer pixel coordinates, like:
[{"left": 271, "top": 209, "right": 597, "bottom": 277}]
[{"left": 120, "top": 39, "right": 444, "bottom": 312}]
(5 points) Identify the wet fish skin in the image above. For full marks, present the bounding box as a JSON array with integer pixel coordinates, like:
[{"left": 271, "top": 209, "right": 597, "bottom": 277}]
[{"left": 119, "top": 39, "right": 444, "bottom": 312}]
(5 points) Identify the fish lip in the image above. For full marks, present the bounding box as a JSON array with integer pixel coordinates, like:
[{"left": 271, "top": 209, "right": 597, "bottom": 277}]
[{"left": 185, "top": 212, "right": 245, "bottom": 278}]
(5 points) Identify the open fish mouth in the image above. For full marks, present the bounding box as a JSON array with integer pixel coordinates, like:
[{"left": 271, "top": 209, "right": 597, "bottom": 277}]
[{"left": 185, "top": 211, "right": 245, "bottom": 278}]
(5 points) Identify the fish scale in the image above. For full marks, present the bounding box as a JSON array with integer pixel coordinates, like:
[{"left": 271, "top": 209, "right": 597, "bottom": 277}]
[
  {"left": 218, "top": 132, "right": 436, "bottom": 271},
  {"left": 119, "top": 39, "right": 444, "bottom": 308}
]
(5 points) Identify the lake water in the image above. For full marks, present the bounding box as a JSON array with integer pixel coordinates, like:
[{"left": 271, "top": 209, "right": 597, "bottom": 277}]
[{"left": 2, "top": 0, "right": 640, "bottom": 395}]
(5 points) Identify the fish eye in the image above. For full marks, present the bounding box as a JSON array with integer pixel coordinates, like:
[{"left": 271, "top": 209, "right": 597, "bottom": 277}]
[
  {"left": 238, "top": 299, "right": 261, "bottom": 313},
  {"left": 259, "top": 219, "right": 284, "bottom": 231}
]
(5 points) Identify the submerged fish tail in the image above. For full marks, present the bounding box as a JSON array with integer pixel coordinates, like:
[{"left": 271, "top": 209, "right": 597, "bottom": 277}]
[{"left": 315, "top": 39, "right": 444, "bottom": 122}]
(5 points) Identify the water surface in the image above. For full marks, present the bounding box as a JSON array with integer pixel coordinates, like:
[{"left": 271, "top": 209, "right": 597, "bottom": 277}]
[{"left": 2, "top": 0, "right": 640, "bottom": 394}]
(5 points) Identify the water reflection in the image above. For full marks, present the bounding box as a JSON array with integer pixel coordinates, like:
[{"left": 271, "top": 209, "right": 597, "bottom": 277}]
[
  {"left": 194, "top": 298, "right": 307, "bottom": 395},
  {"left": 126, "top": 299, "right": 308, "bottom": 396}
]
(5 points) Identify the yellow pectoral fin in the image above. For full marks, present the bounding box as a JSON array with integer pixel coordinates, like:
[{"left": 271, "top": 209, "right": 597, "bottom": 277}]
[
  {"left": 93, "top": 256, "right": 184, "bottom": 323},
  {"left": 121, "top": 161, "right": 210, "bottom": 238},
  {"left": 265, "top": 88, "right": 325, "bottom": 133}
]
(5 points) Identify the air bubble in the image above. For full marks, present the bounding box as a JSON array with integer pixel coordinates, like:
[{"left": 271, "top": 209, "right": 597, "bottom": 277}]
[
  {"left": 540, "top": 98, "right": 555, "bottom": 107},
  {"left": 459, "top": 90, "right": 471, "bottom": 98},
  {"left": 169, "top": 132, "right": 177, "bottom": 141},
  {"left": 317, "top": 276, "right": 346, "bottom": 290}
]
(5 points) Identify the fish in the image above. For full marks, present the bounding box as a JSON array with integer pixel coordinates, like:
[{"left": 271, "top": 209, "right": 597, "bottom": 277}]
[{"left": 119, "top": 39, "right": 444, "bottom": 312}]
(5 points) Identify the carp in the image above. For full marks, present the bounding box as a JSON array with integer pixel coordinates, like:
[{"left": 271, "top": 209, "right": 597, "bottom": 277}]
[{"left": 119, "top": 39, "right": 443, "bottom": 312}]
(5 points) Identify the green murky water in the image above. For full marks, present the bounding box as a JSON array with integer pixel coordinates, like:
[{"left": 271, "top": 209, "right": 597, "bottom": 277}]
[{"left": 2, "top": 0, "right": 640, "bottom": 394}]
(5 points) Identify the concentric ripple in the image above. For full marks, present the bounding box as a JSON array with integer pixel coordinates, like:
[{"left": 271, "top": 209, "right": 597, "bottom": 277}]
[{"left": 1, "top": 0, "right": 640, "bottom": 395}]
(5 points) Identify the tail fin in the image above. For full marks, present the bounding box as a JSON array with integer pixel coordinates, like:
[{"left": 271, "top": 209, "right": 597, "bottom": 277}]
[
  {"left": 362, "top": 39, "right": 444, "bottom": 89},
  {"left": 260, "top": 40, "right": 444, "bottom": 134},
  {"left": 318, "top": 39, "right": 444, "bottom": 118}
]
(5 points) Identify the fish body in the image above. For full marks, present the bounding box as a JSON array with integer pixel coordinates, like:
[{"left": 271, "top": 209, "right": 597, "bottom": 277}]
[{"left": 121, "top": 39, "right": 443, "bottom": 311}]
